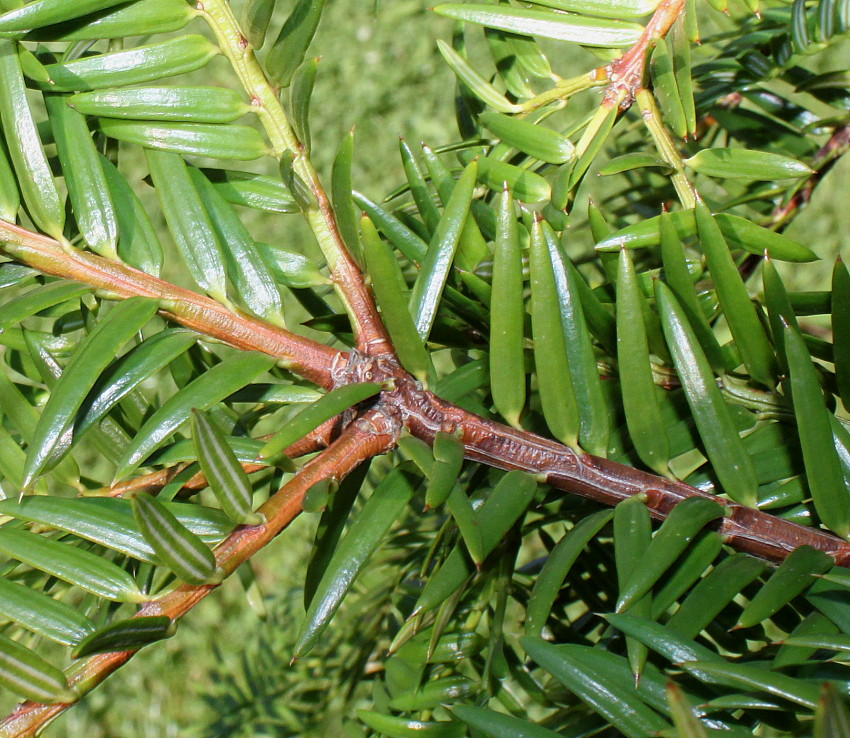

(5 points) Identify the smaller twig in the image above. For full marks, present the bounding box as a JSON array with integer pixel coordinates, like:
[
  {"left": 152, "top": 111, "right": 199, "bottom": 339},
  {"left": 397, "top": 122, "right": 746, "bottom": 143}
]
[
  {"left": 0, "top": 408, "right": 400, "bottom": 738},
  {"left": 771, "top": 124, "right": 850, "bottom": 231},
  {"left": 97, "top": 418, "right": 340, "bottom": 499},
  {"left": 738, "top": 123, "right": 850, "bottom": 282},
  {"left": 199, "top": 0, "right": 394, "bottom": 359},
  {"left": 636, "top": 88, "right": 696, "bottom": 208},
  {"left": 0, "top": 219, "right": 342, "bottom": 389}
]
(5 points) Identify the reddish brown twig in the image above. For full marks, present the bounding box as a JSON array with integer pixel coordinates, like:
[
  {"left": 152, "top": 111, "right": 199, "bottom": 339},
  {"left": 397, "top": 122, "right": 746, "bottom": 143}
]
[
  {"left": 605, "top": 0, "right": 686, "bottom": 103},
  {"left": 0, "top": 408, "right": 398, "bottom": 738},
  {"left": 98, "top": 418, "right": 340, "bottom": 498},
  {"left": 0, "top": 220, "right": 340, "bottom": 390}
]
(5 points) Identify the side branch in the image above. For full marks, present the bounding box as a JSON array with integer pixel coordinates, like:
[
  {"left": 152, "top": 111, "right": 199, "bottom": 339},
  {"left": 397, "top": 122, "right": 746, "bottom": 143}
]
[
  {"left": 199, "top": 0, "right": 394, "bottom": 358},
  {"left": 0, "top": 219, "right": 341, "bottom": 389},
  {"left": 0, "top": 408, "right": 399, "bottom": 738}
]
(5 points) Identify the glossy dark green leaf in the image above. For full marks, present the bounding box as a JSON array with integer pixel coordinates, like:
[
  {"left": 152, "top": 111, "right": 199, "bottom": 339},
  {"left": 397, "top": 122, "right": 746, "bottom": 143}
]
[
  {"left": 76, "top": 329, "right": 197, "bottom": 438},
  {"left": 69, "top": 87, "right": 249, "bottom": 123},
  {"left": 202, "top": 168, "right": 296, "bottom": 214},
  {"left": 330, "top": 129, "right": 362, "bottom": 263},
  {"left": 189, "top": 167, "right": 285, "bottom": 325},
  {"left": 736, "top": 545, "right": 833, "bottom": 628},
  {"left": 784, "top": 321, "right": 850, "bottom": 539},
  {"left": 399, "top": 137, "right": 440, "bottom": 234},
  {"left": 516, "top": 0, "right": 659, "bottom": 19},
  {"left": 354, "top": 190, "right": 428, "bottom": 264},
  {"left": 426, "top": 431, "right": 465, "bottom": 510},
  {"left": 832, "top": 259, "right": 850, "bottom": 408},
  {"left": 480, "top": 111, "right": 575, "bottom": 164},
  {"left": 604, "top": 613, "right": 725, "bottom": 673},
  {"left": 521, "top": 639, "right": 670, "bottom": 738},
  {"left": 266, "top": 0, "right": 325, "bottom": 88},
  {"left": 45, "top": 95, "right": 117, "bottom": 257},
  {"left": 278, "top": 150, "right": 315, "bottom": 210},
  {"left": 525, "top": 509, "right": 612, "bottom": 638},
  {"left": 529, "top": 217, "right": 579, "bottom": 448},
  {"left": 772, "top": 611, "right": 839, "bottom": 669},
  {"left": 361, "top": 217, "right": 429, "bottom": 382},
  {"left": 294, "top": 465, "right": 418, "bottom": 657},
  {"left": 409, "top": 160, "right": 476, "bottom": 340},
  {"left": 72, "top": 616, "right": 176, "bottom": 659},
  {"left": 256, "top": 242, "right": 328, "bottom": 289},
  {"left": 683, "top": 660, "right": 819, "bottom": 709},
  {"left": 290, "top": 57, "right": 318, "bottom": 151},
  {"left": 617, "top": 248, "right": 669, "bottom": 475},
  {"left": 104, "top": 120, "right": 268, "bottom": 161},
  {"left": 650, "top": 39, "right": 686, "bottom": 139},
  {"left": 568, "top": 100, "right": 619, "bottom": 190},
  {"left": 659, "top": 211, "right": 724, "bottom": 372},
  {"left": 490, "top": 187, "right": 526, "bottom": 428},
  {"left": 23, "top": 297, "right": 157, "bottom": 487},
  {"left": 303, "top": 460, "right": 370, "bottom": 606},
  {"left": 115, "top": 352, "right": 275, "bottom": 479},
  {"left": 597, "top": 210, "right": 818, "bottom": 263},
  {"left": 451, "top": 704, "right": 560, "bottom": 738},
  {"left": 192, "top": 410, "right": 263, "bottom": 526},
  {"left": 0, "top": 577, "right": 95, "bottom": 646},
  {"left": 0, "top": 133, "right": 18, "bottom": 221},
  {"left": 0, "top": 40, "right": 64, "bottom": 239},
  {"left": 0, "top": 632, "right": 75, "bottom": 704},
  {"left": 99, "top": 154, "right": 163, "bottom": 276},
  {"left": 414, "top": 471, "right": 536, "bottom": 615},
  {"left": 22, "top": 0, "right": 196, "bottom": 41},
  {"left": 434, "top": 5, "right": 643, "bottom": 48},
  {"left": 0, "top": 528, "right": 144, "bottom": 602},
  {"left": 132, "top": 493, "right": 218, "bottom": 586},
  {"left": 0, "top": 0, "right": 128, "bottom": 33},
  {"left": 241, "top": 0, "right": 277, "bottom": 49},
  {"left": 37, "top": 35, "right": 219, "bottom": 92},
  {"left": 598, "top": 151, "right": 671, "bottom": 176},
  {"left": 545, "top": 224, "right": 609, "bottom": 456},
  {"left": 684, "top": 149, "right": 813, "bottom": 180},
  {"left": 614, "top": 496, "right": 652, "bottom": 680},
  {"left": 259, "top": 382, "right": 382, "bottom": 460},
  {"left": 649, "top": 530, "right": 723, "bottom": 618},
  {"left": 617, "top": 496, "right": 725, "bottom": 611},
  {"left": 485, "top": 25, "right": 535, "bottom": 99},
  {"left": 146, "top": 149, "right": 228, "bottom": 301},
  {"left": 357, "top": 710, "right": 465, "bottom": 738},
  {"left": 389, "top": 675, "right": 475, "bottom": 711},
  {"left": 656, "top": 282, "right": 759, "bottom": 506},
  {"left": 666, "top": 553, "right": 766, "bottom": 638},
  {"left": 436, "top": 39, "right": 521, "bottom": 114},
  {"left": 476, "top": 155, "right": 551, "bottom": 204},
  {"left": 669, "top": 16, "right": 696, "bottom": 137},
  {"left": 0, "top": 495, "right": 157, "bottom": 562},
  {"left": 695, "top": 203, "right": 776, "bottom": 387},
  {"left": 781, "top": 633, "right": 850, "bottom": 654},
  {"left": 0, "top": 281, "right": 89, "bottom": 332}
]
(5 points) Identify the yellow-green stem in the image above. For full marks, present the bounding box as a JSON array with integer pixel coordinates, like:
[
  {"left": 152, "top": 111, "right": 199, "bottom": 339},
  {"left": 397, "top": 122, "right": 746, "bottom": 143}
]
[
  {"left": 199, "top": 0, "right": 392, "bottom": 355},
  {"left": 636, "top": 88, "right": 695, "bottom": 208}
]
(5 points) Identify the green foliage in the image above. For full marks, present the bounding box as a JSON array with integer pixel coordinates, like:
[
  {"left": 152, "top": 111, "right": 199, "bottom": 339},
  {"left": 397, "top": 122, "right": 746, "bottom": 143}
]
[{"left": 0, "top": 0, "right": 848, "bottom": 736}]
